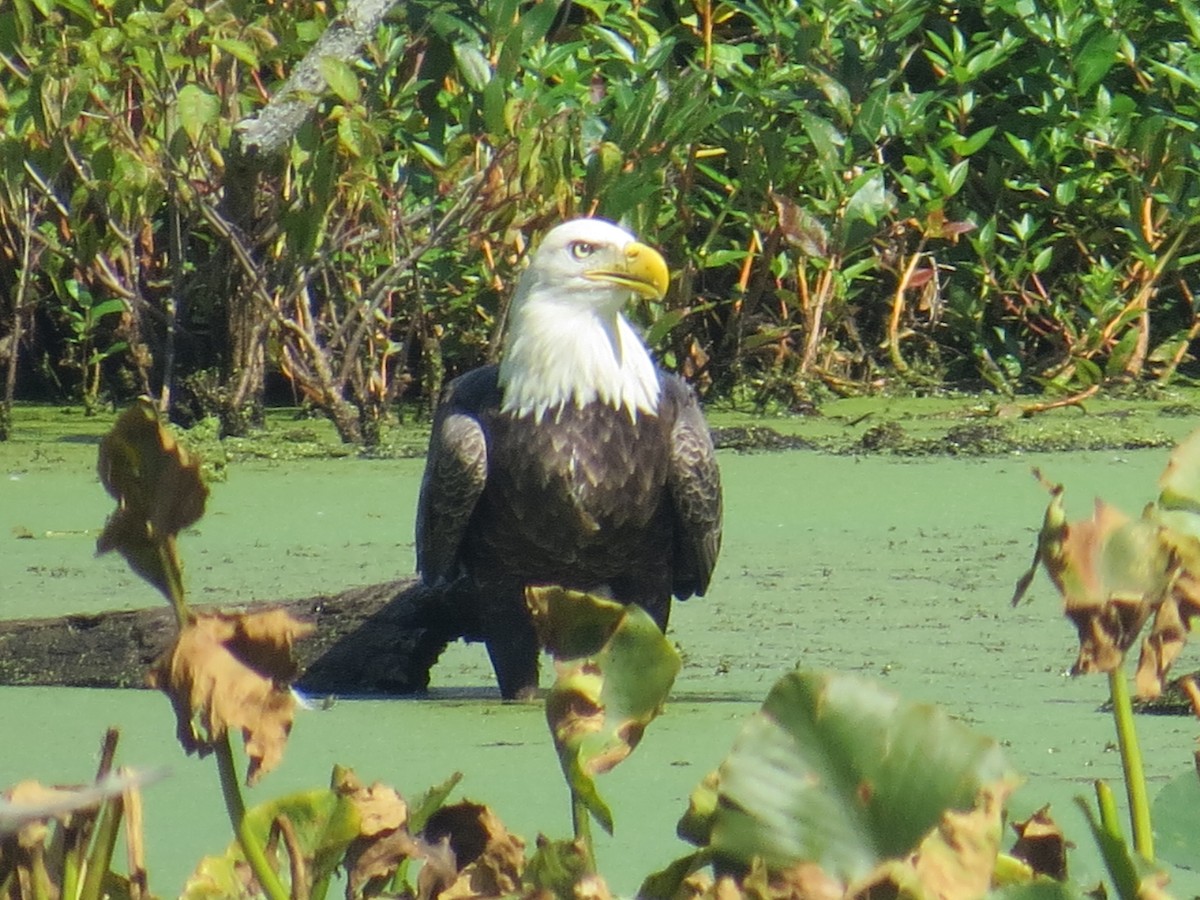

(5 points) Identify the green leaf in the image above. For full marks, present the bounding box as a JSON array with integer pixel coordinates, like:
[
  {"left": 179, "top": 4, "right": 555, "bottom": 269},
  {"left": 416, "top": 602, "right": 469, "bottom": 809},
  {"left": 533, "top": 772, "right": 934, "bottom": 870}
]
[
  {"left": 213, "top": 37, "right": 258, "bottom": 68},
  {"left": 183, "top": 790, "right": 359, "bottom": 900},
  {"left": 87, "top": 298, "right": 128, "bottom": 321},
  {"left": 644, "top": 307, "right": 687, "bottom": 349},
  {"left": 319, "top": 56, "right": 360, "bottom": 104},
  {"left": 407, "top": 771, "right": 462, "bottom": 834},
  {"left": 844, "top": 171, "right": 891, "bottom": 228},
  {"left": 702, "top": 669, "right": 1014, "bottom": 882},
  {"left": 954, "top": 125, "right": 997, "bottom": 157},
  {"left": 853, "top": 83, "right": 890, "bottom": 142},
  {"left": 799, "top": 112, "right": 844, "bottom": 177},
  {"left": 991, "top": 881, "right": 1091, "bottom": 899},
  {"left": 1074, "top": 29, "right": 1120, "bottom": 95},
  {"left": 1150, "top": 767, "right": 1200, "bottom": 870},
  {"left": 411, "top": 141, "right": 445, "bottom": 169},
  {"left": 453, "top": 42, "right": 491, "bottom": 93},
  {"left": 176, "top": 84, "right": 219, "bottom": 145},
  {"left": 531, "top": 587, "right": 681, "bottom": 835}
]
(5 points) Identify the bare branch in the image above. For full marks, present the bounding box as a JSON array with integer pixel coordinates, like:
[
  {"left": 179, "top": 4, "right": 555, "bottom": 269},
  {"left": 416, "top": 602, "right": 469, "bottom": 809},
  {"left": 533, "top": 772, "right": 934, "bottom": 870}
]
[{"left": 234, "top": 0, "right": 404, "bottom": 159}]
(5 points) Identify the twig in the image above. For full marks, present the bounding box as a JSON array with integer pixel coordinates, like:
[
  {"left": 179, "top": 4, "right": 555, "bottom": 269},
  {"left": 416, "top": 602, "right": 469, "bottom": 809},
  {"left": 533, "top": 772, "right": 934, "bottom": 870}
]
[{"left": 1013, "top": 383, "right": 1100, "bottom": 417}]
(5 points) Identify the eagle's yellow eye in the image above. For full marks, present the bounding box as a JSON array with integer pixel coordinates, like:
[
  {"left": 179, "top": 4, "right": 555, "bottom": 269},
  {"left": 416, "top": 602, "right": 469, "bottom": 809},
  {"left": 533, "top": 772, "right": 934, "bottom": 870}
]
[{"left": 569, "top": 241, "right": 598, "bottom": 260}]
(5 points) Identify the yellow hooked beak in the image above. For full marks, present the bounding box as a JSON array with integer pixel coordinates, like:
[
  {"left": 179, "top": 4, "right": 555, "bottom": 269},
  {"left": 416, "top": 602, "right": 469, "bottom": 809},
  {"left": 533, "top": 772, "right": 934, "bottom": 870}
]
[{"left": 584, "top": 241, "right": 670, "bottom": 301}]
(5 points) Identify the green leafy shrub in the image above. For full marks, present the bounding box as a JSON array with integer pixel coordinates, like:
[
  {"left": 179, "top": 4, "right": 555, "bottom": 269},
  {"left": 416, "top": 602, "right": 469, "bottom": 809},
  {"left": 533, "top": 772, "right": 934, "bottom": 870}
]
[{"left": 3, "top": 0, "right": 1200, "bottom": 436}]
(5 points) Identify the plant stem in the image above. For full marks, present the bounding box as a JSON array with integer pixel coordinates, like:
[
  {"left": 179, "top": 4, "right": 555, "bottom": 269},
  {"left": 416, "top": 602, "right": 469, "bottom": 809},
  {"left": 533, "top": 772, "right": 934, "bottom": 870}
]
[
  {"left": 215, "top": 734, "right": 291, "bottom": 900},
  {"left": 1107, "top": 665, "right": 1154, "bottom": 861},
  {"left": 160, "top": 536, "right": 189, "bottom": 630},
  {"left": 571, "top": 791, "right": 596, "bottom": 873},
  {"left": 78, "top": 798, "right": 122, "bottom": 900}
]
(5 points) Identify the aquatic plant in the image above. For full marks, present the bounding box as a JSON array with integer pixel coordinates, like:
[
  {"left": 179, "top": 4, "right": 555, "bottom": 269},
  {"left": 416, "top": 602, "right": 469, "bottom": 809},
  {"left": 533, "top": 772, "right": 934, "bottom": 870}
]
[
  {"left": 11, "top": 405, "right": 1200, "bottom": 900},
  {"left": 1014, "top": 427, "right": 1200, "bottom": 893}
]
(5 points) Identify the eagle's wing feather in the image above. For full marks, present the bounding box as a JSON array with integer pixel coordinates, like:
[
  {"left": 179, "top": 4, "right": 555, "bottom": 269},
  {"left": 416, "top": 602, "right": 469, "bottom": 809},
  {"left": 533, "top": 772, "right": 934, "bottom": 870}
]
[
  {"left": 663, "top": 375, "right": 723, "bottom": 598},
  {"left": 415, "top": 368, "right": 499, "bottom": 583}
]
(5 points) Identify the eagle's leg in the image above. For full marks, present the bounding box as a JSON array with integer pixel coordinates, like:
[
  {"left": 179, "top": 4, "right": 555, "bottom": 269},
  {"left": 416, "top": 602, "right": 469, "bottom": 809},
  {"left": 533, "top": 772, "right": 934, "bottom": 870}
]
[
  {"left": 483, "top": 603, "right": 541, "bottom": 700},
  {"left": 640, "top": 596, "right": 671, "bottom": 633}
]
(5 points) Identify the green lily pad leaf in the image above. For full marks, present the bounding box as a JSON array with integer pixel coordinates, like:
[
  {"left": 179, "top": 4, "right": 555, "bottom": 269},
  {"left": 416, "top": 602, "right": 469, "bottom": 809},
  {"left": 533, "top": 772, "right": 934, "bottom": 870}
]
[
  {"left": 529, "top": 587, "right": 681, "bottom": 835},
  {"left": 183, "top": 789, "right": 359, "bottom": 900},
  {"left": 1150, "top": 766, "right": 1200, "bottom": 872},
  {"left": 96, "top": 400, "right": 208, "bottom": 609},
  {"left": 704, "top": 669, "right": 1014, "bottom": 883}
]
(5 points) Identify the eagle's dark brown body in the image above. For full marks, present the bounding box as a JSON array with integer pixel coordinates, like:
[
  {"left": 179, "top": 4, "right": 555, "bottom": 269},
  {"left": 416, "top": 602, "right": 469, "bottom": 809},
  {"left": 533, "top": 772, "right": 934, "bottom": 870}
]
[{"left": 416, "top": 364, "right": 721, "bottom": 698}]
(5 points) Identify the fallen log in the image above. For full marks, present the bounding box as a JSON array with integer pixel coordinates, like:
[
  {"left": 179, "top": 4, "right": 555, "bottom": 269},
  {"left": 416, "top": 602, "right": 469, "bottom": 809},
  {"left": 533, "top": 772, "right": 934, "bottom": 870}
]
[{"left": 0, "top": 578, "right": 469, "bottom": 695}]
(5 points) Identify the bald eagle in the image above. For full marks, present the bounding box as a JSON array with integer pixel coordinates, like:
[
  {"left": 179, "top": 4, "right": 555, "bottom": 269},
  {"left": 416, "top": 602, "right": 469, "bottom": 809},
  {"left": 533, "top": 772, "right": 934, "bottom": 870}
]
[{"left": 416, "top": 219, "right": 722, "bottom": 699}]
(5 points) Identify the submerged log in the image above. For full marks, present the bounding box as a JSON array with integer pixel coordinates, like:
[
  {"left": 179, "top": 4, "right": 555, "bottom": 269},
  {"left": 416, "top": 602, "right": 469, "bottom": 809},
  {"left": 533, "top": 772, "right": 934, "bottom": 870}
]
[{"left": 0, "top": 578, "right": 469, "bottom": 694}]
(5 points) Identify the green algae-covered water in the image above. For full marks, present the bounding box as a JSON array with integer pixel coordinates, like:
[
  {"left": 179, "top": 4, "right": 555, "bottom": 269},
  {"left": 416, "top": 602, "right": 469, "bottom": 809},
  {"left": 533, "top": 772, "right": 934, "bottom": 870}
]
[{"left": 3, "top": 399, "right": 1200, "bottom": 896}]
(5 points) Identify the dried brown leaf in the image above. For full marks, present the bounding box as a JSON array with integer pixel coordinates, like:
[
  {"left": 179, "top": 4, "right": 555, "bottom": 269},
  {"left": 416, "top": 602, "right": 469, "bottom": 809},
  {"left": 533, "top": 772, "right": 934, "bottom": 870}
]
[
  {"left": 335, "top": 768, "right": 422, "bottom": 898},
  {"left": 1010, "top": 805, "right": 1069, "bottom": 881},
  {"left": 1027, "top": 479, "right": 1170, "bottom": 676},
  {"left": 851, "top": 780, "right": 1013, "bottom": 900},
  {"left": 96, "top": 400, "right": 208, "bottom": 603},
  {"left": 1135, "top": 598, "right": 1188, "bottom": 700},
  {"left": 147, "top": 609, "right": 313, "bottom": 784},
  {"left": 337, "top": 775, "right": 408, "bottom": 837},
  {"left": 423, "top": 801, "right": 526, "bottom": 899},
  {"left": 349, "top": 828, "right": 427, "bottom": 900}
]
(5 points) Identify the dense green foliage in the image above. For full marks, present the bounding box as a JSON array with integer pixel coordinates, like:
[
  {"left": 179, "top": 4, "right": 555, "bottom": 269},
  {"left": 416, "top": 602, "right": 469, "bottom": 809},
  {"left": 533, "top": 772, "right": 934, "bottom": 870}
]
[{"left": 1, "top": 0, "right": 1199, "bottom": 440}]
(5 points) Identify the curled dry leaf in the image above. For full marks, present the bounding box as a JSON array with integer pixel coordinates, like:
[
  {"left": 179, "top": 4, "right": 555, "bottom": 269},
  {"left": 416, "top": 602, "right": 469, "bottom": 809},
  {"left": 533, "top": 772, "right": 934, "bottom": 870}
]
[
  {"left": 666, "top": 857, "right": 843, "bottom": 900},
  {"left": 147, "top": 608, "right": 314, "bottom": 784},
  {"left": 1018, "top": 438, "right": 1200, "bottom": 699},
  {"left": 1010, "top": 805, "right": 1068, "bottom": 881},
  {"left": 334, "top": 767, "right": 427, "bottom": 899},
  {"left": 422, "top": 801, "right": 526, "bottom": 900},
  {"left": 96, "top": 400, "right": 208, "bottom": 605}
]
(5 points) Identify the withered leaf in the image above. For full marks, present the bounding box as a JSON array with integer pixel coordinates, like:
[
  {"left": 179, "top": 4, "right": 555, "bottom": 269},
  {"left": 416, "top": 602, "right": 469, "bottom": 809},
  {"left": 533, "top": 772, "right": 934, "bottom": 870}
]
[
  {"left": 336, "top": 768, "right": 420, "bottom": 898},
  {"left": 422, "top": 801, "right": 526, "bottom": 899},
  {"left": 850, "top": 780, "right": 1014, "bottom": 900},
  {"left": 1020, "top": 473, "right": 1170, "bottom": 678},
  {"left": 96, "top": 399, "right": 208, "bottom": 606},
  {"left": 771, "top": 191, "right": 828, "bottom": 257},
  {"left": 339, "top": 776, "right": 408, "bottom": 837},
  {"left": 148, "top": 609, "right": 314, "bottom": 784},
  {"left": 1010, "top": 805, "right": 1069, "bottom": 881}
]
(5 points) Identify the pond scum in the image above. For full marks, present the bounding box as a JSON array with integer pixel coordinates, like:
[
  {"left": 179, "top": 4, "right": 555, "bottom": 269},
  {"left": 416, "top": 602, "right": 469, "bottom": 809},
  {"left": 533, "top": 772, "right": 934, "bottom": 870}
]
[{"left": 4, "top": 400, "right": 1200, "bottom": 900}]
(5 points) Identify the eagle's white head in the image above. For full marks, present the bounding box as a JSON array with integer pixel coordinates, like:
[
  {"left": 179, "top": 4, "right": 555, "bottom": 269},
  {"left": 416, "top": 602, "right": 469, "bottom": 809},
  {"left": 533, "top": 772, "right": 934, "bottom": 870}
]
[{"left": 498, "top": 218, "right": 669, "bottom": 421}]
